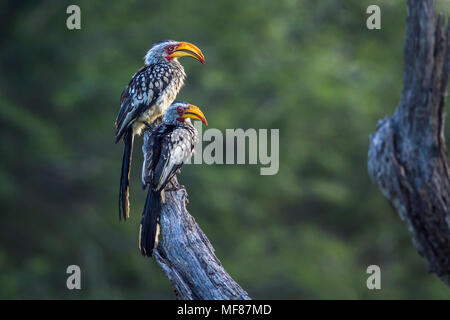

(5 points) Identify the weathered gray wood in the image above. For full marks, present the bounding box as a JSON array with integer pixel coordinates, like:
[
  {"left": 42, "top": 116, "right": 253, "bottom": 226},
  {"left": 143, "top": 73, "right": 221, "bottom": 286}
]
[
  {"left": 144, "top": 170, "right": 250, "bottom": 299},
  {"left": 368, "top": 0, "right": 450, "bottom": 285}
]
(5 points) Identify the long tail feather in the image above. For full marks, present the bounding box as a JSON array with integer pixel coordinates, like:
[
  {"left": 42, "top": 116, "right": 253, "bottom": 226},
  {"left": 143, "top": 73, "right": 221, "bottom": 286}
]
[
  {"left": 119, "top": 129, "right": 134, "bottom": 220},
  {"left": 139, "top": 188, "right": 161, "bottom": 257}
]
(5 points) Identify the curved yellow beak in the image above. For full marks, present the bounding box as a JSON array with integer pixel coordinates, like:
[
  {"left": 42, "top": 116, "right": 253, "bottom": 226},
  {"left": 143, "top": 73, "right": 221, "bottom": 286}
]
[
  {"left": 169, "top": 42, "right": 205, "bottom": 64},
  {"left": 182, "top": 104, "right": 208, "bottom": 125}
]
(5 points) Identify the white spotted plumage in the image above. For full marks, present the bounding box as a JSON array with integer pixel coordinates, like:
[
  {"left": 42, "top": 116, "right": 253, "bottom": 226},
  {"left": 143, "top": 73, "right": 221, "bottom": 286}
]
[{"left": 115, "top": 56, "right": 186, "bottom": 142}]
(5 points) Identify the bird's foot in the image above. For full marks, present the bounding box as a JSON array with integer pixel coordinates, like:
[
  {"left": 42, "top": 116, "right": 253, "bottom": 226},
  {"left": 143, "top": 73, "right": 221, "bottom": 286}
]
[{"left": 143, "top": 121, "right": 153, "bottom": 130}]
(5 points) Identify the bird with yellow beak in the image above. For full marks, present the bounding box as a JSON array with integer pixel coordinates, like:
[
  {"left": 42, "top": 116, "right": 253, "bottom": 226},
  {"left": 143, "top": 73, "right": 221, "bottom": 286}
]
[
  {"left": 140, "top": 101, "right": 208, "bottom": 257},
  {"left": 115, "top": 40, "right": 205, "bottom": 221}
]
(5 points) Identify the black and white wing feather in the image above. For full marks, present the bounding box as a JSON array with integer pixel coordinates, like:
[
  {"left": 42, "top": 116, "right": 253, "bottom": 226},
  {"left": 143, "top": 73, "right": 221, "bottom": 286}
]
[
  {"left": 141, "top": 122, "right": 170, "bottom": 187},
  {"left": 143, "top": 125, "right": 197, "bottom": 192},
  {"left": 115, "top": 64, "right": 175, "bottom": 142}
]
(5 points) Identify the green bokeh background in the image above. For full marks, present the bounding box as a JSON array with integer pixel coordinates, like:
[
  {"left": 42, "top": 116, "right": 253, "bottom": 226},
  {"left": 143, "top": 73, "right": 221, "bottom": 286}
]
[{"left": 1, "top": 0, "right": 449, "bottom": 299}]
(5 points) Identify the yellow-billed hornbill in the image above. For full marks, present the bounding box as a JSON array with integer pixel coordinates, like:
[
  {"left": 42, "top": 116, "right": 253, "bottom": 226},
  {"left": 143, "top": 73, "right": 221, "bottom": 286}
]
[
  {"left": 139, "top": 101, "right": 207, "bottom": 257},
  {"left": 115, "top": 40, "right": 205, "bottom": 221}
]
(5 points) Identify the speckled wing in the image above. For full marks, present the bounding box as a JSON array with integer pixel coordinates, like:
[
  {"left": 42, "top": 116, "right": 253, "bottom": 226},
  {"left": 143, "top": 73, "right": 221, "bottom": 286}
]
[
  {"left": 115, "top": 65, "right": 174, "bottom": 142},
  {"left": 152, "top": 125, "right": 198, "bottom": 192},
  {"left": 141, "top": 121, "right": 170, "bottom": 187}
]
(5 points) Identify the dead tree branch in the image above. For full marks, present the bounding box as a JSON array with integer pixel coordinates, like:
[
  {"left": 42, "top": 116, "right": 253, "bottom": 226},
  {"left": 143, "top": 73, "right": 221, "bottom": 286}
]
[{"left": 368, "top": 0, "right": 450, "bottom": 285}]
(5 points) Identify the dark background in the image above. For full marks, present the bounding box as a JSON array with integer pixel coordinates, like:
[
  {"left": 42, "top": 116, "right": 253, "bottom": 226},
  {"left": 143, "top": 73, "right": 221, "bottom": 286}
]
[{"left": 0, "top": 0, "right": 449, "bottom": 299}]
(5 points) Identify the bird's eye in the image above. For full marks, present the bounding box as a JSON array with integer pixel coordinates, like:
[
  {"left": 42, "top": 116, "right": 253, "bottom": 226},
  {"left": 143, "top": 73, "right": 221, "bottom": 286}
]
[
  {"left": 167, "top": 46, "right": 175, "bottom": 52},
  {"left": 177, "top": 106, "right": 184, "bottom": 115}
]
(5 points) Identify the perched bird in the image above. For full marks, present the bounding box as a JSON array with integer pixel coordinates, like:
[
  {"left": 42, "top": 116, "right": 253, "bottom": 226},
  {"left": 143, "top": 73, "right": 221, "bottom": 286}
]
[
  {"left": 139, "top": 101, "right": 208, "bottom": 257},
  {"left": 115, "top": 40, "right": 205, "bottom": 221}
]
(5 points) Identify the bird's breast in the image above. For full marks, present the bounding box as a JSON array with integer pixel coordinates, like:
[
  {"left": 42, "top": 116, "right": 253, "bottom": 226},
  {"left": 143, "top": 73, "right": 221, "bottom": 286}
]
[
  {"left": 132, "top": 63, "right": 185, "bottom": 132},
  {"left": 135, "top": 72, "right": 185, "bottom": 135}
]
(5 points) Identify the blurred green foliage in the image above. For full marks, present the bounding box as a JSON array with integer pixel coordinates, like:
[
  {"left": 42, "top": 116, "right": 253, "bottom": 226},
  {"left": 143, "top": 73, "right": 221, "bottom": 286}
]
[{"left": 0, "top": 0, "right": 449, "bottom": 299}]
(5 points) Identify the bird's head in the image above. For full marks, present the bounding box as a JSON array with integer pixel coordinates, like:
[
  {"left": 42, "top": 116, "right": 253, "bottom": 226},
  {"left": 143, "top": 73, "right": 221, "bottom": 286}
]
[
  {"left": 163, "top": 101, "right": 208, "bottom": 126},
  {"left": 144, "top": 40, "right": 205, "bottom": 65}
]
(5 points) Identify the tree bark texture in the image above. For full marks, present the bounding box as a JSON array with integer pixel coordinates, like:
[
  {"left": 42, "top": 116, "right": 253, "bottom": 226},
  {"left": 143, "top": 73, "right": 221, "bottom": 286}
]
[{"left": 368, "top": 0, "right": 450, "bottom": 285}]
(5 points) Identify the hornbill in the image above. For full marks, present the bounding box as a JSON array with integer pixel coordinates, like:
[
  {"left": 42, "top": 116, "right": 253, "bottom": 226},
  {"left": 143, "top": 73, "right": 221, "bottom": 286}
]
[
  {"left": 115, "top": 40, "right": 205, "bottom": 221},
  {"left": 139, "top": 101, "right": 207, "bottom": 257}
]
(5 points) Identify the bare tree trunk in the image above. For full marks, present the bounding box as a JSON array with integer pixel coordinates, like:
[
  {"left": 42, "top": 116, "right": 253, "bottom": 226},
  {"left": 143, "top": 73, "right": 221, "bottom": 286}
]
[
  {"left": 368, "top": 0, "right": 450, "bottom": 285},
  {"left": 147, "top": 174, "right": 251, "bottom": 300}
]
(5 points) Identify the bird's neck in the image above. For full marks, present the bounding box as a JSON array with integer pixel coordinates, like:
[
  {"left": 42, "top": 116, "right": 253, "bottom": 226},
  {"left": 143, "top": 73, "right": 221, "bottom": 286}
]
[
  {"left": 164, "top": 119, "right": 193, "bottom": 127},
  {"left": 181, "top": 118, "right": 192, "bottom": 126},
  {"left": 146, "top": 58, "right": 184, "bottom": 71}
]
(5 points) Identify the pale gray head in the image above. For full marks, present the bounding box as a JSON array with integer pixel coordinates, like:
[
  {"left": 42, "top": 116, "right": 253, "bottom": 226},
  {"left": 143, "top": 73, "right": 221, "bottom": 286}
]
[
  {"left": 163, "top": 101, "right": 208, "bottom": 126},
  {"left": 144, "top": 40, "right": 206, "bottom": 66}
]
